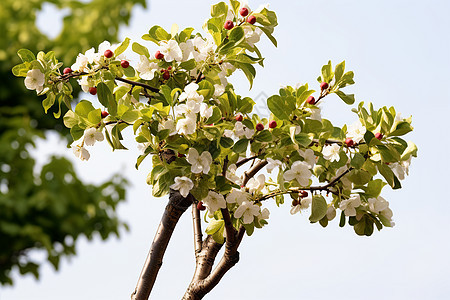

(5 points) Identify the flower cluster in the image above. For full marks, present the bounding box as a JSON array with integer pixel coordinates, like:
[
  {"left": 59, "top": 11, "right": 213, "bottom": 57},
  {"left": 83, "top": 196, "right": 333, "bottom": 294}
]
[{"left": 13, "top": 0, "right": 416, "bottom": 239}]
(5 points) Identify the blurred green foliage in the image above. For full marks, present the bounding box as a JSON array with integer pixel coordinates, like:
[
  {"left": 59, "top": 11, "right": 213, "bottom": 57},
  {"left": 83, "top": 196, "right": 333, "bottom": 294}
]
[{"left": 0, "top": 0, "right": 146, "bottom": 285}]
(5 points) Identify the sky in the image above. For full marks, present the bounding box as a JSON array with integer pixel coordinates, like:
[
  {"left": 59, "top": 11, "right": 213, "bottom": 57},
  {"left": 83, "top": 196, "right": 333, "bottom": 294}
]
[{"left": 2, "top": 0, "right": 450, "bottom": 299}]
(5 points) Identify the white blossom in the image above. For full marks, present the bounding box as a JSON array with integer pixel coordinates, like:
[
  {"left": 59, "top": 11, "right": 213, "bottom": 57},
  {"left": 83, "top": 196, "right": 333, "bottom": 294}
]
[
  {"left": 298, "top": 149, "right": 317, "bottom": 169},
  {"left": 179, "top": 39, "right": 194, "bottom": 61},
  {"left": 283, "top": 161, "right": 312, "bottom": 187},
  {"left": 322, "top": 144, "right": 342, "bottom": 162},
  {"left": 186, "top": 148, "right": 212, "bottom": 174},
  {"left": 158, "top": 119, "right": 177, "bottom": 136},
  {"left": 326, "top": 206, "right": 336, "bottom": 220},
  {"left": 368, "top": 196, "right": 390, "bottom": 214},
  {"left": 225, "top": 164, "right": 242, "bottom": 185},
  {"left": 247, "top": 174, "right": 265, "bottom": 194},
  {"left": 244, "top": 27, "right": 263, "bottom": 47},
  {"left": 234, "top": 200, "right": 260, "bottom": 224},
  {"left": 226, "top": 188, "right": 249, "bottom": 204},
  {"left": 389, "top": 157, "right": 411, "bottom": 180},
  {"left": 135, "top": 56, "right": 159, "bottom": 80},
  {"left": 290, "top": 196, "right": 312, "bottom": 215},
  {"left": 235, "top": 121, "right": 254, "bottom": 139},
  {"left": 83, "top": 128, "right": 104, "bottom": 146},
  {"left": 258, "top": 208, "right": 270, "bottom": 221},
  {"left": 71, "top": 53, "right": 89, "bottom": 72},
  {"left": 340, "top": 194, "right": 361, "bottom": 216},
  {"left": 170, "top": 176, "right": 194, "bottom": 197},
  {"left": 176, "top": 117, "right": 197, "bottom": 135},
  {"left": 24, "top": 69, "right": 45, "bottom": 93},
  {"left": 72, "top": 144, "right": 90, "bottom": 161},
  {"left": 84, "top": 47, "right": 100, "bottom": 64},
  {"left": 203, "top": 191, "right": 226, "bottom": 214},
  {"left": 175, "top": 100, "right": 200, "bottom": 119},
  {"left": 266, "top": 158, "right": 282, "bottom": 173},
  {"left": 380, "top": 207, "right": 395, "bottom": 227},
  {"left": 200, "top": 103, "right": 213, "bottom": 119},
  {"left": 223, "top": 129, "right": 234, "bottom": 138},
  {"left": 214, "top": 84, "right": 225, "bottom": 97},
  {"left": 159, "top": 40, "right": 183, "bottom": 62},
  {"left": 347, "top": 121, "right": 366, "bottom": 143},
  {"left": 78, "top": 76, "right": 91, "bottom": 93}
]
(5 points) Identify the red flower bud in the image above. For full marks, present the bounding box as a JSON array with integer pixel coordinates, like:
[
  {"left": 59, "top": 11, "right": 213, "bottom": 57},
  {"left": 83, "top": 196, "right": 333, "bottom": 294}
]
[
  {"left": 224, "top": 20, "right": 234, "bottom": 30},
  {"left": 155, "top": 51, "right": 164, "bottom": 60},
  {"left": 89, "top": 87, "right": 97, "bottom": 95},
  {"left": 255, "top": 123, "right": 264, "bottom": 131},
  {"left": 269, "top": 120, "right": 277, "bottom": 128},
  {"left": 120, "top": 60, "right": 129, "bottom": 68},
  {"left": 247, "top": 15, "right": 257, "bottom": 24},
  {"left": 104, "top": 49, "right": 114, "bottom": 58},
  {"left": 63, "top": 67, "right": 72, "bottom": 74},
  {"left": 306, "top": 96, "right": 316, "bottom": 105}
]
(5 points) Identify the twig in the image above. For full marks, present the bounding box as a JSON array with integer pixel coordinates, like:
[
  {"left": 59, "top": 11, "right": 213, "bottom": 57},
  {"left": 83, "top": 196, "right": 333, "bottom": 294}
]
[{"left": 115, "top": 77, "right": 159, "bottom": 93}]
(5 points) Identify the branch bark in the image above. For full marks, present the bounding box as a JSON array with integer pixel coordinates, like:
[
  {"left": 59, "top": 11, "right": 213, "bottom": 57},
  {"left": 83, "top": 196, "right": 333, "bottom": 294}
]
[{"left": 131, "top": 190, "right": 194, "bottom": 300}]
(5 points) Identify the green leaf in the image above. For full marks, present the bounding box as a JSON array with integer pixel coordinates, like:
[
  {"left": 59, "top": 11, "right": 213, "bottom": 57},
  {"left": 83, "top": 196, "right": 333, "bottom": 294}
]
[
  {"left": 97, "top": 82, "right": 117, "bottom": 115},
  {"left": 220, "top": 137, "right": 234, "bottom": 148},
  {"left": 350, "top": 153, "right": 365, "bottom": 169},
  {"left": 132, "top": 42, "right": 150, "bottom": 58},
  {"left": 233, "top": 139, "right": 249, "bottom": 153},
  {"left": 75, "top": 100, "right": 95, "bottom": 118},
  {"left": 321, "top": 60, "right": 333, "bottom": 83},
  {"left": 12, "top": 63, "right": 30, "bottom": 77},
  {"left": 334, "top": 61, "right": 345, "bottom": 83},
  {"left": 63, "top": 111, "right": 78, "bottom": 128},
  {"left": 87, "top": 109, "right": 102, "bottom": 124},
  {"left": 17, "top": 49, "right": 36, "bottom": 62},
  {"left": 267, "top": 95, "right": 295, "bottom": 120},
  {"left": 294, "top": 133, "right": 313, "bottom": 147},
  {"left": 347, "top": 169, "right": 372, "bottom": 186},
  {"left": 309, "top": 195, "right": 328, "bottom": 223},
  {"left": 401, "top": 141, "right": 418, "bottom": 160},
  {"left": 42, "top": 93, "right": 56, "bottom": 113},
  {"left": 211, "top": 2, "right": 228, "bottom": 19},
  {"left": 70, "top": 125, "right": 84, "bottom": 141},
  {"left": 255, "top": 130, "right": 272, "bottom": 142},
  {"left": 335, "top": 90, "right": 355, "bottom": 105},
  {"left": 205, "top": 219, "right": 224, "bottom": 235},
  {"left": 365, "top": 179, "right": 387, "bottom": 198},
  {"left": 206, "top": 107, "right": 222, "bottom": 124},
  {"left": 339, "top": 211, "right": 346, "bottom": 227},
  {"left": 115, "top": 37, "right": 130, "bottom": 56}
]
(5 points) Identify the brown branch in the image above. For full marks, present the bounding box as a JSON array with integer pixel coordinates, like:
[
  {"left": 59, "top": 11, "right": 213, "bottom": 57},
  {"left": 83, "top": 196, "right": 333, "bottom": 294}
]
[
  {"left": 115, "top": 77, "right": 159, "bottom": 93},
  {"left": 192, "top": 204, "right": 203, "bottom": 254},
  {"left": 235, "top": 154, "right": 260, "bottom": 168},
  {"left": 258, "top": 167, "right": 354, "bottom": 202},
  {"left": 131, "top": 190, "right": 194, "bottom": 300},
  {"left": 242, "top": 160, "right": 269, "bottom": 186}
]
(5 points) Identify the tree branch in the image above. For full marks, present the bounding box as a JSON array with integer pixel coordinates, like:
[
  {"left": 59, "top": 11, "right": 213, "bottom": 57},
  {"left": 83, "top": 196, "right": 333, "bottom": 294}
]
[
  {"left": 192, "top": 204, "right": 203, "bottom": 254},
  {"left": 131, "top": 190, "right": 194, "bottom": 300},
  {"left": 115, "top": 77, "right": 159, "bottom": 93},
  {"left": 242, "top": 160, "right": 269, "bottom": 186},
  {"left": 257, "top": 167, "right": 354, "bottom": 202}
]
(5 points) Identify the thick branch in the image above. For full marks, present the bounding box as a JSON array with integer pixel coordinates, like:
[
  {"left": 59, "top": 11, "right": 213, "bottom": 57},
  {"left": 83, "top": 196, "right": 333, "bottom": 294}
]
[{"left": 131, "top": 190, "right": 194, "bottom": 300}]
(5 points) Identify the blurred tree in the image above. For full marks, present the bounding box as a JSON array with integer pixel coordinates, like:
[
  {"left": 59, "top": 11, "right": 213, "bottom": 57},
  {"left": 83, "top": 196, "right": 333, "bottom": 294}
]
[{"left": 0, "top": 0, "right": 146, "bottom": 285}]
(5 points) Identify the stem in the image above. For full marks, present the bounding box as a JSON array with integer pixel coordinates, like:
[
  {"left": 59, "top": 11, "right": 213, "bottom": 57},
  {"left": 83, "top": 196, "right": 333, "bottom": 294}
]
[{"left": 131, "top": 190, "right": 194, "bottom": 300}]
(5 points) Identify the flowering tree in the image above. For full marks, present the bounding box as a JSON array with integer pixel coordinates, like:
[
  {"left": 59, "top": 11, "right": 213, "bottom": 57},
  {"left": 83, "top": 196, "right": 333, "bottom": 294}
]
[{"left": 13, "top": 0, "right": 417, "bottom": 299}]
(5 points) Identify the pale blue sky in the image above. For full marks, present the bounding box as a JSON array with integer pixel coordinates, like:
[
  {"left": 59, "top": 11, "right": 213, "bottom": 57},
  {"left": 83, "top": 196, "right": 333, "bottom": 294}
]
[{"left": 2, "top": 0, "right": 450, "bottom": 299}]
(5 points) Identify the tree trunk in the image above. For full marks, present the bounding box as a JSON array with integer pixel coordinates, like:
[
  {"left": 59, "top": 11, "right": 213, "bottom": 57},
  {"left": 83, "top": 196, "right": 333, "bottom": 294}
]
[{"left": 131, "top": 190, "right": 194, "bottom": 300}]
